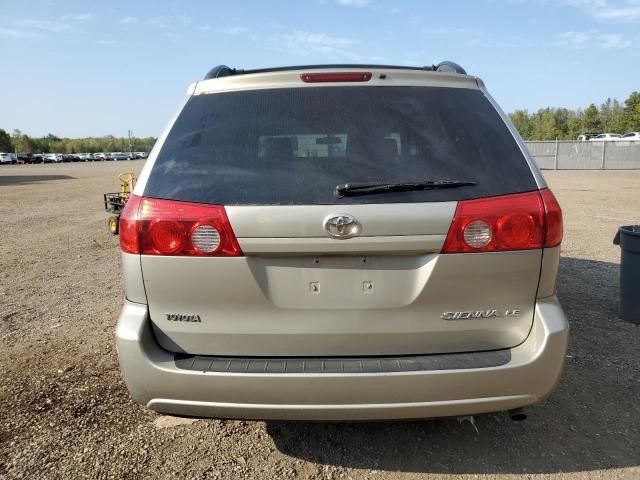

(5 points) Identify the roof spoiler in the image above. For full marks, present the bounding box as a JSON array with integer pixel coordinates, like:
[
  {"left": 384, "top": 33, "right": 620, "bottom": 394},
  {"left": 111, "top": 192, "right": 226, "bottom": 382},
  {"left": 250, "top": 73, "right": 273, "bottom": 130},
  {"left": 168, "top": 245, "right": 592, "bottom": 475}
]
[
  {"left": 203, "top": 65, "right": 240, "bottom": 80},
  {"left": 434, "top": 61, "right": 467, "bottom": 75},
  {"left": 203, "top": 61, "right": 467, "bottom": 80}
]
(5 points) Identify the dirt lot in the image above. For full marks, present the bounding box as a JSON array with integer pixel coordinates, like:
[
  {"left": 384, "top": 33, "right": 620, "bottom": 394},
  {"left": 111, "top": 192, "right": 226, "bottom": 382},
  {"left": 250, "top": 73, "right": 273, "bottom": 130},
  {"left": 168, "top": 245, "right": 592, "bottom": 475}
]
[{"left": 0, "top": 162, "right": 638, "bottom": 480}]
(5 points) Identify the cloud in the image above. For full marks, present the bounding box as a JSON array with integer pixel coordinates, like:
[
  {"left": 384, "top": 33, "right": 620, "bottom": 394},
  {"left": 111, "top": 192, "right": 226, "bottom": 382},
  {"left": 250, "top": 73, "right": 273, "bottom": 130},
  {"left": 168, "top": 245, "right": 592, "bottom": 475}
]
[
  {"left": 593, "top": 5, "right": 640, "bottom": 20},
  {"left": 118, "top": 15, "right": 192, "bottom": 29},
  {"left": 424, "top": 27, "right": 480, "bottom": 35},
  {"left": 559, "top": 0, "right": 640, "bottom": 22},
  {"left": 218, "top": 26, "right": 249, "bottom": 35},
  {"left": 468, "top": 38, "right": 519, "bottom": 48},
  {"left": 0, "top": 26, "right": 39, "bottom": 38},
  {"left": 145, "top": 15, "right": 192, "bottom": 28},
  {"left": 198, "top": 25, "right": 212, "bottom": 31},
  {"left": 290, "top": 31, "right": 356, "bottom": 48},
  {"left": 598, "top": 32, "right": 633, "bottom": 47},
  {"left": 556, "top": 30, "right": 592, "bottom": 48},
  {"left": 119, "top": 16, "right": 140, "bottom": 24},
  {"left": 336, "top": 0, "right": 369, "bottom": 6},
  {"left": 16, "top": 19, "right": 69, "bottom": 33},
  {"left": 558, "top": 0, "right": 607, "bottom": 7},
  {"left": 271, "top": 30, "right": 361, "bottom": 60},
  {"left": 1, "top": 16, "right": 90, "bottom": 39},
  {"left": 554, "top": 29, "right": 633, "bottom": 48},
  {"left": 61, "top": 13, "right": 93, "bottom": 22}
]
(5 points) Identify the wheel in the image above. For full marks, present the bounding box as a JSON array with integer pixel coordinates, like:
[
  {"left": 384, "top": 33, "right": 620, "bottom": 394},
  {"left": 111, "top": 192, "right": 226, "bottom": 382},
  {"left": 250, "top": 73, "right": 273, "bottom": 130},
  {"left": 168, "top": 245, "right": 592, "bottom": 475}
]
[{"left": 108, "top": 216, "right": 119, "bottom": 235}]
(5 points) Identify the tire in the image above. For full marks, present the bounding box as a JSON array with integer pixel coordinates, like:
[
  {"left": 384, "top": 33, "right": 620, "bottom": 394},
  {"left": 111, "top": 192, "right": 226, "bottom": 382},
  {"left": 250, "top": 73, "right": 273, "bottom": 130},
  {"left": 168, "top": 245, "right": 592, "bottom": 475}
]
[{"left": 108, "top": 216, "right": 119, "bottom": 235}]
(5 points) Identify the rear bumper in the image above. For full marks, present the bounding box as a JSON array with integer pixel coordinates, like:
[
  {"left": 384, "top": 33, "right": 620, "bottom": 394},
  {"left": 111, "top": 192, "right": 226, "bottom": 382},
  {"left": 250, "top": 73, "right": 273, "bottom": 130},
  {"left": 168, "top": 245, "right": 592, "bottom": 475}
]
[{"left": 115, "top": 298, "right": 568, "bottom": 420}]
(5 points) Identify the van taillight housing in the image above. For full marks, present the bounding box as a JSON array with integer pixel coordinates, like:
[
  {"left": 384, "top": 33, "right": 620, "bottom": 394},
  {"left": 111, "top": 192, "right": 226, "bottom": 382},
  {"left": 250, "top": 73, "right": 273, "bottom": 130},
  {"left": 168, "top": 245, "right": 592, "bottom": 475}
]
[
  {"left": 441, "top": 189, "right": 563, "bottom": 253},
  {"left": 540, "top": 188, "right": 563, "bottom": 247},
  {"left": 119, "top": 195, "right": 243, "bottom": 256}
]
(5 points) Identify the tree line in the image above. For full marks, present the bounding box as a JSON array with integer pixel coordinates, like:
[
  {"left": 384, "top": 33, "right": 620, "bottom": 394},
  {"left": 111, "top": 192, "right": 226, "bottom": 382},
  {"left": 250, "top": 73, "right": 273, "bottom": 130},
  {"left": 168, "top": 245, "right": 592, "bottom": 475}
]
[
  {"left": 509, "top": 91, "right": 640, "bottom": 141},
  {"left": 1, "top": 90, "right": 639, "bottom": 150},
  {"left": 0, "top": 129, "right": 157, "bottom": 154}
]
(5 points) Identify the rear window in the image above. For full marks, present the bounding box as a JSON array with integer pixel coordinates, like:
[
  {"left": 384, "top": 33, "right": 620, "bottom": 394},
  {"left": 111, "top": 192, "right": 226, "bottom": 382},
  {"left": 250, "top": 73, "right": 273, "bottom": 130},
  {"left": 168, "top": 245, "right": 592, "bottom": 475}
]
[{"left": 144, "top": 86, "right": 537, "bottom": 205}]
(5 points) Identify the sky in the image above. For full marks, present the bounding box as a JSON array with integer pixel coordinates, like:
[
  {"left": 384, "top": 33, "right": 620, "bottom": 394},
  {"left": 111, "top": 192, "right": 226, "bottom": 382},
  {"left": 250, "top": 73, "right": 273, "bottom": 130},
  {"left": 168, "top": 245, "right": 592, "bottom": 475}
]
[{"left": 1, "top": 0, "right": 639, "bottom": 138}]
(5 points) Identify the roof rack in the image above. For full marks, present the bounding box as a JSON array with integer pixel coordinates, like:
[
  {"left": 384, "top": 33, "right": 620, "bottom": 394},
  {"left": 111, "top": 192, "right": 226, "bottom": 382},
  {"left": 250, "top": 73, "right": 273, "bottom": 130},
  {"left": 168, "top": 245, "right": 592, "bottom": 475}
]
[{"left": 202, "top": 61, "right": 467, "bottom": 80}]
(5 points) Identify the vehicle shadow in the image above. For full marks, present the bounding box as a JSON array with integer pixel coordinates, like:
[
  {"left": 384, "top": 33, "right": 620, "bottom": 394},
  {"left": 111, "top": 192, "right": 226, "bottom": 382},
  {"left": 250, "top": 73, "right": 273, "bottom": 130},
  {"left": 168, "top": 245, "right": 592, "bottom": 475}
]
[
  {"left": 266, "top": 256, "right": 639, "bottom": 475},
  {"left": 0, "top": 175, "right": 75, "bottom": 186}
]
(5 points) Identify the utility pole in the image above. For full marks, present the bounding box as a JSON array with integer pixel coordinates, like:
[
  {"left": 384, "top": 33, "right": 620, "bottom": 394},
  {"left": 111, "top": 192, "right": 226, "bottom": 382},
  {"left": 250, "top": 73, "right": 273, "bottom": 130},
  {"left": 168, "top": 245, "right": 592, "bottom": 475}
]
[{"left": 128, "top": 130, "right": 132, "bottom": 154}]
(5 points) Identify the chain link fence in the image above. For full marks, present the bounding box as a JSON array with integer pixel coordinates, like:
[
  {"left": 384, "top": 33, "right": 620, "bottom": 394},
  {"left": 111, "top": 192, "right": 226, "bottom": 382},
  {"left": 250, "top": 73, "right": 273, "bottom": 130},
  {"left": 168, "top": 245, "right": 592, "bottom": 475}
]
[{"left": 525, "top": 141, "right": 640, "bottom": 170}]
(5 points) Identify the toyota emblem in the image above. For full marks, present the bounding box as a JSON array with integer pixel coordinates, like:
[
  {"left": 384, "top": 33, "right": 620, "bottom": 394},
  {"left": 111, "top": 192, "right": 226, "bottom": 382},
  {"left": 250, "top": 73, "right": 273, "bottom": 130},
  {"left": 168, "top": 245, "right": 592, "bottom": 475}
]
[{"left": 323, "top": 214, "right": 361, "bottom": 239}]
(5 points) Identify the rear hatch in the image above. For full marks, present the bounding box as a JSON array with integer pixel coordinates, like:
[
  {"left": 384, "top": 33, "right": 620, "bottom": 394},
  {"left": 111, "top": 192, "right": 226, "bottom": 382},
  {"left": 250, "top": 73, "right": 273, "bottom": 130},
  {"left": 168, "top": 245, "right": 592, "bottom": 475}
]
[{"left": 136, "top": 77, "right": 543, "bottom": 356}]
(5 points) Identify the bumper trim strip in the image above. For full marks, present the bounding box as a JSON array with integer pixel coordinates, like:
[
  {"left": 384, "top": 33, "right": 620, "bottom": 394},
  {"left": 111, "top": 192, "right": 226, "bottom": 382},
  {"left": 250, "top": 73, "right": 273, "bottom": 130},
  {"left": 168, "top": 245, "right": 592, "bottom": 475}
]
[{"left": 174, "top": 350, "right": 511, "bottom": 374}]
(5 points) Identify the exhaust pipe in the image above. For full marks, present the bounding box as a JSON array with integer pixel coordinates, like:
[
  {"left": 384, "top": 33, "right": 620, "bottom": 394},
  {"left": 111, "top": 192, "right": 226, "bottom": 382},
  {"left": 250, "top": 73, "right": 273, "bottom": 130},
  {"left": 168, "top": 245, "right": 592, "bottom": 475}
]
[{"left": 508, "top": 408, "right": 527, "bottom": 421}]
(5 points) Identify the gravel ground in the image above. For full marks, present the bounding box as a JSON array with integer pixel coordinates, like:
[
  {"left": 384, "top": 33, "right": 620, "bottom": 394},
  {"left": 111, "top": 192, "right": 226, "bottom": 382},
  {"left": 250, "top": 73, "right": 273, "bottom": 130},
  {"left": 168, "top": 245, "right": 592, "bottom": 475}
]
[{"left": 0, "top": 163, "right": 638, "bottom": 480}]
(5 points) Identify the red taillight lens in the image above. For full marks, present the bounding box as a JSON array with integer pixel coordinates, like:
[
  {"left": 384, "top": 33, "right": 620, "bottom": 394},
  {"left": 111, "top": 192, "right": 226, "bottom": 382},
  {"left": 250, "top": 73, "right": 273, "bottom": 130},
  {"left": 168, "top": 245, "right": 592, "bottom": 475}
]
[
  {"left": 119, "top": 194, "right": 142, "bottom": 254},
  {"left": 540, "top": 188, "right": 563, "bottom": 247},
  {"left": 119, "top": 195, "right": 243, "bottom": 256},
  {"left": 442, "top": 191, "right": 546, "bottom": 253},
  {"left": 300, "top": 72, "right": 372, "bottom": 83},
  {"left": 498, "top": 213, "right": 537, "bottom": 249},
  {"left": 149, "top": 220, "right": 186, "bottom": 254}
]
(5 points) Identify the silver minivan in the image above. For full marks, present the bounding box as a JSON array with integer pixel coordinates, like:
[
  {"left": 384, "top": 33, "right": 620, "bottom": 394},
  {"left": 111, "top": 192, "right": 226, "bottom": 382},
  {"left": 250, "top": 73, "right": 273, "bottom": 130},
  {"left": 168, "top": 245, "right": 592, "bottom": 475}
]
[{"left": 115, "top": 63, "right": 568, "bottom": 420}]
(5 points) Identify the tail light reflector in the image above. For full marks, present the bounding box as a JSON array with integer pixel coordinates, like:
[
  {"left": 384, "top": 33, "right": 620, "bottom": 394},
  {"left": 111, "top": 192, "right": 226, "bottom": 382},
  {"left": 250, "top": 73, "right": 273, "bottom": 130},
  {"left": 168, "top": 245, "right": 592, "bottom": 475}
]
[
  {"left": 442, "top": 189, "right": 562, "bottom": 253},
  {"left": 300, "top": 72, "right": 372, "bottom": 83},
  {"left": 119, "top": 195, "right": 243, "bottom": 256}
]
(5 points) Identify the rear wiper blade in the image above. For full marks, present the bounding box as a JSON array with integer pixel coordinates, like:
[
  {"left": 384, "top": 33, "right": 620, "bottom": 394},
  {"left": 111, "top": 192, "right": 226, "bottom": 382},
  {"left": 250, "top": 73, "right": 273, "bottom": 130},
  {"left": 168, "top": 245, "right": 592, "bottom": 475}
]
[{"left": 334, "top": 180, "right": 477, "bottom": 197}]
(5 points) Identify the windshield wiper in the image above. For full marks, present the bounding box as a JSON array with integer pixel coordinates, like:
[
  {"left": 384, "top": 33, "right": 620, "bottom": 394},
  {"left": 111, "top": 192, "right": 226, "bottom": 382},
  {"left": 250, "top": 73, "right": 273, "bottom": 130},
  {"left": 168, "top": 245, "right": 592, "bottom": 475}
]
[{"left": 334, "top": 180, "right": 477, "bottom": 197}]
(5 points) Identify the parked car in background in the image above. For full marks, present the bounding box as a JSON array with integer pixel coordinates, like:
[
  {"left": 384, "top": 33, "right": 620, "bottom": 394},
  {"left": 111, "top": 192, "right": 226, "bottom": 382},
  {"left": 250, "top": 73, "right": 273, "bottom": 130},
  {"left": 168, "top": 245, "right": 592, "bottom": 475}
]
[
  {"left": 0, "top": 153, "right": 14, "bottom": 164},
  {"left": 77, "top": 153, "right": 92, "bottom": 161},
  {"left": 43, "top": 153, "right": 63, "bottom": 163},
  {"left": 17, "top": 153, "right": 33, "bottom": 164},
  {"left": 588, "top": 133, "right": 622, "bottom": 141},
  {"left": 576, "top": 133, "right": 600, "bottom": 141},
  {"left": 32, "top": 154, "right": 43, "bottom": 163},
  {"left": 111, "top": 152, "right": 129, "bottom": 161},
  {"left": 94, "top": 153, "right": 107, "bottom": 161},
  {"left": 620, "top": 132, "right": 640, "bottom": 141},
  {"left": 135, "top": 151, "right": 149, "bottom": 159}
]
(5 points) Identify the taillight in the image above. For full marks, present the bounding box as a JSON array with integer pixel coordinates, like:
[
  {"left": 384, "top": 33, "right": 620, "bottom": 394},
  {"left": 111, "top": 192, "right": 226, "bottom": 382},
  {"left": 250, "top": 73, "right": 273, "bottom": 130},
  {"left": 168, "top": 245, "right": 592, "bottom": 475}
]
[
  {"left": 442, "top": 190, "right": 563, "bottom": 253},
  {"left": 540, "top": 188, "right": 563, "bottom": 247},
  {"left": 119, "top": 195, "right": 243, "bottom": 256},
  {"left": 119, "top": 195, "right": 142, "bottom": 254},
  {"left": 300, "top": 72, "right": 372, "bottom": 83}
]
